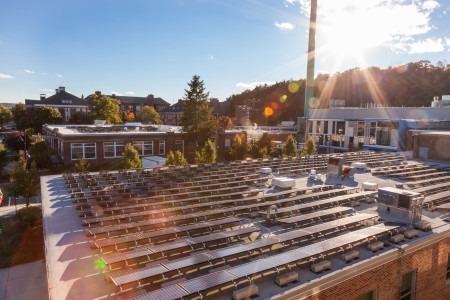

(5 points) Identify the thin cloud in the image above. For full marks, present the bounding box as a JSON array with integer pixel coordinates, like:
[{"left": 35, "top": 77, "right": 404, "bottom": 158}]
[
  {"left": 25, "top": 69, "right": 35, "bottom": 74},
  {"left": 0, "top": 73, "right": 14, "bottom": 79},
  {"left": 56, "top": 74, "right": 63, "bottom": 78},
  {"left": 209, "top": 55, "right": 214, "bottom": 60},
  {"left": 125, "top": 91, "right": 135, "bottom": 95},
  {"left": 236, "top": 81, "right": 276, "bottom": 89},
  {"left": 111, "top": 91, "right": 123, "bottom": 96},
  {"left": 274, "top": 22, "right": 294, "bottom": 30},
  {"left": 41, "top": 88, "right": 54, "bottom": 93},
  {"left": 408, "top": 38, "right": 445, "bottom": 54}
]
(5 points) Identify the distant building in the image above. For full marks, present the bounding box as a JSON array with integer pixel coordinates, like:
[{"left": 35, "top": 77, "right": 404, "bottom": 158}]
[
  {"left": 209, "top": 98, "right": 230, "bottom": 116},
  {"left": 25, "top": 86, "right": 88, "bottom": 122},
  {"left": 306, "top": 106, "right": 450, "bottom": 153},
  {"left": 109, "top": 93, "right": 170, "bottom": 113},
  {"left": 431, "top": 95, "right": 450, "bottom": 108},
  {"left": 159, "top": 100, "right": 185, "bottom": 126}
]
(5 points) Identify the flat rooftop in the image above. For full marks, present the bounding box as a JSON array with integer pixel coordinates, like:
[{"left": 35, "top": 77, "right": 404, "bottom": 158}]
[{"left": 40, "top": 152, "right": 450, "bottom": 300}]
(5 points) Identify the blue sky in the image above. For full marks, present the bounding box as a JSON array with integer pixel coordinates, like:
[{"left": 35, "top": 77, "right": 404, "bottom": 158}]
[{"left": 1, "top": 0, "right": 449, "bottom": 104}]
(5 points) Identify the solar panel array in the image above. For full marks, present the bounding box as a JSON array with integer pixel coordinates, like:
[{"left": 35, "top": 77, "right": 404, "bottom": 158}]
[{"left": 62, "top": 151, "right": 406, "bottom": 299}]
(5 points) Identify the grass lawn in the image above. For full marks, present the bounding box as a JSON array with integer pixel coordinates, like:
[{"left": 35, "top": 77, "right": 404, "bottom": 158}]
[{"left": 0, "top": 207, "right": 44, "bottom": 268}]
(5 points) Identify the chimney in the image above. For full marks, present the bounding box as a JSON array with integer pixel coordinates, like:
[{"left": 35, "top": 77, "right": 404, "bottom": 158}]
[
  {"left": 147, "top": 94, "right": 154, "bottom": 100},
  {"left": 95, "top": 91, "right": 101, "bottom": 96},
  {"left": 59, "top": 86, "right": 65, "bottom": 92},
  {"left": 112, "top": 93, "right": 116, "bottom": 98},
  {"left": 40, "top": 94, "right": 46, "bottom": 101},
  {"left": 55, "top": 89, "right": 59, "bottom": 94}
]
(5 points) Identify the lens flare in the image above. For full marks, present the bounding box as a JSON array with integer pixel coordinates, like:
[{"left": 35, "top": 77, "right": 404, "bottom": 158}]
[
  {"left": 271, "top": 102, "right": 279, "bottom": 110},
  {"left": 288, "top": 82, "right": 300, "bottom": 93},
  {"left": 264, "top": 107, "right": 274, "bottom": 116},
  {"left": 95, "top": 259, "right": 106, "bottom": 270},
  {"left": 279, "top": 95, "right": 287, "bottom": 103},
  {"left": 308, "top": 97, "right": 320, "bottom": 109}
]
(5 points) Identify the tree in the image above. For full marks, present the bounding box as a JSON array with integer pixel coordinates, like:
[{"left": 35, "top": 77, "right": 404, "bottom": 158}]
[
  {"left": 0, "top": 105, "right": 13, "bottom": 128},
  {"left": 301, "top": 136, "right": 317, "bottom": 156},
  {"left": 283, "top": 135, "right": 298, "bottom": 157},
  {"left": 181, "top": 75, "right": 216, "bottom": 147},
  {"left": 229, "top": 135, "right": 247, "bottom": 160},
  {"left": 165, "top": 150, "right": 188, "bottom": 166},
  {"left": 216, "top": 116, "right": 233, "bottom": 130},
  {"left": 122, "top": 143, "right": 142, "bottom": 169},
  {"left": 10, "top": 153, "right": 40, "bottom": 207},
  {"left": 74, "top": 158, "right": 90, "bottom": 174},
  {"left": 136, "top": 105, "right": 162, "bottom": 124},
  {"left": 249, "top": 133, "right": 272, "bottom": 158},
  {"left": 28, "top": 137, "right": 52, "bottom": 169},
  {"left": 11, "top": 103, "right": 30, "bottom": 130},
  {"left": 0, "top": 143, "right": 7, "bottom": 175},
  {"left": 32, "top": 106, "right": 62, "bottom": 133},
  {"left": 194, "top": 140, "right": 216, "bottom": 163},
  {"left": 69, "top": 111, "right": 92, "bottom": 124},
  {"left": 88, "top": 93, "right": 122, "bottom": 124}
]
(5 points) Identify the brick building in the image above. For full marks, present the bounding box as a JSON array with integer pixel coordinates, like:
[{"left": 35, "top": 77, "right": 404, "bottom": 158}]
[
  {"left": 25, "top": 86, "right": 88, "bottom": 122},
  {"left": 43, "top": 123, "right": 185, "bottom": 166}
]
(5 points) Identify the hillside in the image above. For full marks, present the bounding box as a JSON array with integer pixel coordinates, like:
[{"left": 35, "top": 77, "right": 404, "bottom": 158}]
[{"left": 227, "top": 60, "right": 450, "bottom": 125}]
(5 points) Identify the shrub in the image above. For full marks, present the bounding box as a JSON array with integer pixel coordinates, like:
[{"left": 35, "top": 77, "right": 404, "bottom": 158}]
[{"left": 15, "top": 206, "right": 42, "bottom": 225}]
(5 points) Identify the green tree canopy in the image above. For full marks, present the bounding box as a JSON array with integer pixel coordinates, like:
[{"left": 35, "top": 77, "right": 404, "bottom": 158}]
[
  {"left": 11, "top": 103, "right": 30, "bottom": 130},
  {"left": 194, "top": 140, "right": 216, "bottom": 164},
  {"left": 28, "top": 139, "right": 52, "bottom": 169},
  {"left": 0, "top": 105, "right": 13, "bottom": 128},
  {"left": 122, "top": 143, "right": 142, "bottom": 169},
  {"left": 283, "top": 135, "right": 298, "bottom": 157},
  {"left": 88, "top": 93, "right": 122, "bottom": 124},
  {"left": 10, "top": 154, "right": 40, "bottom": 207},
  {"left": 229, "top": 135, "right": 248, "bottom": 161},
  {"left": 165, "top": 150, "right": 188, "bottom": 166},
  {"left": 249, "top": 132, "right": 272, "bottom": 158},
  {"left": 69, "top": 111, "right": 92, "bottom": 124},
  {"left": 32, "top": 106, "right": 62, "bottom": 133},
  {"left": 301, "top": 136, "right": 317, "bottom": 156},
  {"left": 181, "top": 75, "right": 216, "bottom": 147},
  {"left": 136, "top": 105, "right": 162, "bottom": 124},
  {"left": 0, "top": 143, "right": 7, "bottom": 175}
]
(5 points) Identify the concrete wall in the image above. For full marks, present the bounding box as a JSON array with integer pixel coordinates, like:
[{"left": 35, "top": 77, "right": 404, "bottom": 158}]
[{"left": 413, "top": 134, "right": 450, "bottom": 161}]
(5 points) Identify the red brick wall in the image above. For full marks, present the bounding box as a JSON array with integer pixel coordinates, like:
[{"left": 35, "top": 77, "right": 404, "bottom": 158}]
[{"left": 302, "top": 238, "right": 450, "bottom": 300}]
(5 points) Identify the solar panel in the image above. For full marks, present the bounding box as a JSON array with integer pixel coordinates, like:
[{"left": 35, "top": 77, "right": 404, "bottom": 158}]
[
  {"left": 277, "top": 206, "right": 353, "bottom": 224},
  {"left": 129, "top": 284, "right": 189, "bottom": 300},
  {"left": 112, "top": 264, "right": 169, "bottom": 286},
  {"left": 179, "top": 270, "right": 237, "bottom": 293}
]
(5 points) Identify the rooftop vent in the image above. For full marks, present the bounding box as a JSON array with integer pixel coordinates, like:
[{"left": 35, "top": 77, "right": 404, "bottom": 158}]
[{"left": 59, "top": 86, "right": 65, "bottom": 92}]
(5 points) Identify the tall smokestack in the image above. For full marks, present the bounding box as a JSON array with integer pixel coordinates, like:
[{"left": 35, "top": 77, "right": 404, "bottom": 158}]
[{"left": 304, "top": 0, "right": 317, "bottom": 118}]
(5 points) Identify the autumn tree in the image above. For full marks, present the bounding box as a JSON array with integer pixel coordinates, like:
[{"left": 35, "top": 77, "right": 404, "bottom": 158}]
[
  {"left": 74, "top": 158, "right": 90, "bottom": 174},
  {"left": 194, "top": 140, "right": 216, "bottom": 164},
  {"left": 229, "top": 135, "right": 247, "bottom": 161},
  {"left": 32, "top": 106, "right": 62, "bottom": 133},
  {"left": 88, "top": 93, "right": 122, "bottom": 124},
  {"left": 10, "top": 153, "right": 40, "bottom": 207},
  {"left": 249, "top": 133, "right": 272, "bottom": 158},
  {"left": 165, "top": 150, "right": 188, "bottom": 166},
  {"left": 301, "top": 136, "right": 317, "bottom": 156},
  {"left": 283, "top": 135, "right": 298, "bottom": 157},
  {"left": 11, "top": 103, "right": 30, "bottom": 130},
  {"left": 122, "top": 143, "right": 142, "bottom": 169},
  {"left": 181, "top": 75, "right": 217, "bottom": 148},
  {"left": 0, "top": 105, "right": 13, "bottom": 128},
  {"left": 216, "top": 116, "right": 233, "bottom": 130},
  {"left": 136, "top": 105, "right": 162, "bottom": 124}
]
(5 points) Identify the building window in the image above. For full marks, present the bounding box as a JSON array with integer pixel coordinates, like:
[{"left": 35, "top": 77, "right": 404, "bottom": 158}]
[
  {"left": 316, "top": 120, "right": 321, "bottom": 133},
  {"left": 175, "top": 140, "right": 184, "bottom": 153},
  {"left": 400, "top": 270, "right": 416, "bottom": 300},
  {"left": 104, "top": 142, "right": 124, "bottom": 158},
  {"left": 159, "top": 140, "right": 165, "bottom": 155},
  {"left": 323, "top": 121, "right": 328, "bottom": 134},
  {"left": 356, "top": 289, "right": 376, "bottom": 300},
  {"left": 133, "top": 141, "right": 153, "bottom": 156},
  {"left": 71, "top": 143, "right": 96, "bottom": 160}
]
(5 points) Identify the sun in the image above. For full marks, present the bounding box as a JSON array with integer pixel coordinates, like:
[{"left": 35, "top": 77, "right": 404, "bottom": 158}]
[{"left": 317, "top": 3, "right": 389, "bottom": 65}]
